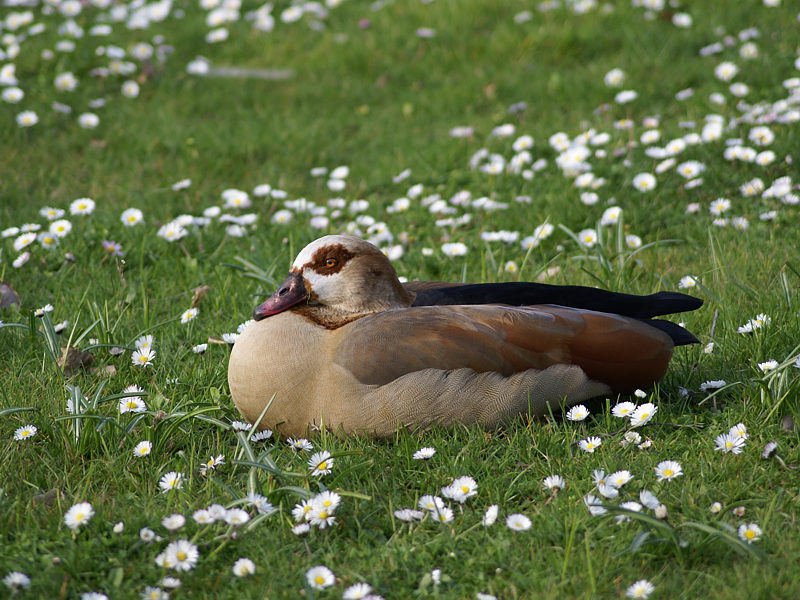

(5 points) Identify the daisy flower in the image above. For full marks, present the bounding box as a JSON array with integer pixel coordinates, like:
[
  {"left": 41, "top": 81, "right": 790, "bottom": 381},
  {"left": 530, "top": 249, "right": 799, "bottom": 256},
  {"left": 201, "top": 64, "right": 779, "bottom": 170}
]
[
  {"left": 306, "top": 566, "right": 335, "bottom": 590},
  {"left": 715, "top": 433, "right": 745, "bottom": 454},
  {"left": 251, "top": 429, "right": 273, "bottom": 442},
  {"left": 432, "top": 507, "right": 454, "bottom": 523},
  {"left": 441, "top": 242, "right": 468, "bottom": 257},
  {"left": 78, "top": 113, "right": 99, "bottom": 129},
  {"left": 738, "top": 522, "right": 762, "bottom": 543},
  {"left": 14, "top": 424, "right": 37, "bottom": 441},
  {"left": 482, "top": 505, "right": 499, "bottom": 526},
  {"left": 2, "top": 571, "right": 31, "bottom": 590},
  {"left": 578, "top": 228, "right": 598, "bottom": 248},
  {"left": 418, "top": 495, "right": 446, "bottom": 513},
  {"left": 626, "top": 579, "right": 655, "bottom": 599},
  {"left": 192, "top": 509, "right": 214, "bottom": 524},
  {"left": 616, "top": 501, "right": 643, "bottom": 524},
  {"left": 159, "top": 471, "right": 184, "bottom": 492},
  {"left": 654, "top": 460, "right": 683, "bottom": 481},
  {"left": 199, "top": 454, "right": 225, "bottom": 475},
  {"left": 700, "top": 379, "right": 726, "bottom": 391},
  {"left": 543, "top": 474, "right": 565, "bottom": 491},
  {"left": 34, "top": 304, "right": 55, "bottom": 317},
  {"left": 164, "top": 539, "right": 199, "bottom": 571},
  {"left": 121, "top": 208, "right": 144, "bottom": 226},
  {"left": 629, "top": 403, "right": 658, "bottom": 427},
  {"left": 679, "top": 277, "right": 697, "bottom": 291},
  {"left": 231, "top": 421, "right": 251, "bottom": 431},
  {"left": 192, "top": 343, "right": 208, "bottom": 354},
  {"left": 232, "top": 558, "right": 255, "bottom": 577},
  {"left": 157, "top": 222, "right": 188, "bottom": 242},
  {"left": 133, "top": 441, "right": 152, "bottom": 457},
  {"left": 612, "top": 401, "right": 636, "bottom": 418},
  {"left": 394, "top": 508, "right": 425, "bottom": 522},
  {"left": 132, "top": 347, "right": 155, "bottom": 367},
  {"left": 313, "top": 490, "right": 341, "bottom": 515},
  {"left": 308, "top": 450, "right": 334, "bottom": 476},
  {"left": 180, "top": 308, "right": 198, "bottom": 324},
  {"left": 224, "top": 509, "right": 250, "bottom": 527},
  {"left": 758, "top": 360, "right": 778, "bottom": 372},
  {"left": 141, "top": 587, "right": 168, "bottom": 600},
  {"left": 505, "top": 513, "right": 532, "bottom": 531},
  {"left": 292, "top": 523, "right": 311, "bottom": 535},
  {"left": 584, "top": 494, "right": 607, "bottom": 516},
  {"left": 578, "top": 436, "right": 602, "bottom": 453},
  {"left": 16, "top": 110, "right": 38, "bottom": 127},
  {"left": 729, "top": 423, "right": 747, "bottom": 440},
  {"left": 70, "top": 198, "right": 95, "bottom": 215},
  {"left": 608, "top": 470, "right": 633, "bottom": 487},
  {"left": 64, "top": 501, "right": 95, "bottom": 530},
  {"left": 288, "top": 437, "right": 313, "bottom": 451},
  {"left": 566, "top": 404, "right": 589, "bottom": 421},
  {"left": 639, "top": 490, "right": 660, "bottom": 510},
  {"left": 343, "top": 582, "right": 372, "bottom": 599},
  {"left": 162, "top": 514, "right": 185, "bottom": 531},
  {"left": 413, "top": 447, "right": 436, "bottom": 460},
  {"left": 632, "top": 173, "right": 656, "bottom": 192}
]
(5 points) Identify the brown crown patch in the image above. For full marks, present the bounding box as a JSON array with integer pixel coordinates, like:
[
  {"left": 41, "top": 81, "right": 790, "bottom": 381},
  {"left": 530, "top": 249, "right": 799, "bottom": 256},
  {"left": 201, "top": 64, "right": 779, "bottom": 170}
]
[{"left": 305, "top": 244, "right": 355, "bottom": 275}]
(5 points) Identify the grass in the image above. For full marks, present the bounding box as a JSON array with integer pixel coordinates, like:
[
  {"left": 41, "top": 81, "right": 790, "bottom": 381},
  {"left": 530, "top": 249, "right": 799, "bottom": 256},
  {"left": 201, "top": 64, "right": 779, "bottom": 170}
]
[{"left": 2, "top": 0, "right": 800, "bottom": 598}]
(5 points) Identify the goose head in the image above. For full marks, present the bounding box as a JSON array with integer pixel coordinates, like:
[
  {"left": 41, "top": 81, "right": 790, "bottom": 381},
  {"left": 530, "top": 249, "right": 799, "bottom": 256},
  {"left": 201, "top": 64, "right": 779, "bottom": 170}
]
[{"left": 253, "top": 235, "right": 414, "bottom": 322}]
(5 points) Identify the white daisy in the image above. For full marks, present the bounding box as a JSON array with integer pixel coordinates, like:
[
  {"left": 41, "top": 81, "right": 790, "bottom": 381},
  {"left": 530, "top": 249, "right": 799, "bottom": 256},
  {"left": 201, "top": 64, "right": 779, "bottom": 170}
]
[
  {"left": 505, "top": 513, "right": 532, "bottom": 531},
  {"left": 566, "top": 404, "right": 589, "bottom": 421},
  {"left": 737, "top": 522, "right": 762, "bottom": 544},
  {"left": 232, "top": 558, "right": 256, "bottom": 577},
  {"left": 626, "top": 579, "right": 655, "bottom": 599},
  {"left": 158, "top": 471, "right": 184, "bottom": 492},
  {"left": 164, "top": 539, "right": 199, "bottom": 571},
  {"left": 578, "top": 436, "right": 602, "bottom": 453},
  {"left": 413, "top": 447, "right": 436, "bottom": 460},
  {"left": 14, "top": 424, "right": 37, "bottom": 441},
  {"left": 654, "top": 460, "right": 683, "bottom": 481},
  {"left": 64, "top": 501, "right": 95, "bottom": 530},
  {"left": 308, "top": 450, "right": 334, "bottom": 476},
  {"left": 306, "top": 566, "right": 335, "bottom": 590}
]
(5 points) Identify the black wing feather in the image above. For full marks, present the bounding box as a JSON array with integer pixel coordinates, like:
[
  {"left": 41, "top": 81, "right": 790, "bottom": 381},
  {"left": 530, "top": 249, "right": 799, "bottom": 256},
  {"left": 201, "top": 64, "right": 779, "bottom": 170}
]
[{"left": 409, "top": 282, "right": 702, "bottom": 346}]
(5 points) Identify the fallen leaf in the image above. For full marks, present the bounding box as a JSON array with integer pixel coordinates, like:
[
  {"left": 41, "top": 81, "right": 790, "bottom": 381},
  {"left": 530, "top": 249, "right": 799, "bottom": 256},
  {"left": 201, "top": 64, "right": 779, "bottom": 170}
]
[
  {"left": 0, "top": 282, "right": 20, "bottom": 309},
  {"left": 191, "top": 285, "right": 211, "bottom": 308},
  {"left": 57, "top": 347, "right": 94, "bottom": 377}
]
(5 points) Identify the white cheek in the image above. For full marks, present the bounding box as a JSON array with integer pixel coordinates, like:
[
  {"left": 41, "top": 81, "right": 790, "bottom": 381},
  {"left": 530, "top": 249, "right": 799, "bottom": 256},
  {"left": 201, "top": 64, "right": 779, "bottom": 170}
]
[{"left": 304, "top": 268, "right": 343, "bottom": 302}]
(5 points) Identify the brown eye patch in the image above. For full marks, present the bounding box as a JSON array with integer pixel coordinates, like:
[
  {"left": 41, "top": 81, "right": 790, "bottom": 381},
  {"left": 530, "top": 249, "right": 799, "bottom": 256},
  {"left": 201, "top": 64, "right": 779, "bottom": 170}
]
[{"left": 309, "top": 244, "right": 354, "bottom": 274}]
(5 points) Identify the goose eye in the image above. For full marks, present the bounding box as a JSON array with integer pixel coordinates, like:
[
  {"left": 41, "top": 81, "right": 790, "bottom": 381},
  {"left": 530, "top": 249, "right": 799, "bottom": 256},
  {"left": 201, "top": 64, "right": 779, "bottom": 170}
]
[{"left": 325, "top": 257, "right": 337, "bottom": 268}]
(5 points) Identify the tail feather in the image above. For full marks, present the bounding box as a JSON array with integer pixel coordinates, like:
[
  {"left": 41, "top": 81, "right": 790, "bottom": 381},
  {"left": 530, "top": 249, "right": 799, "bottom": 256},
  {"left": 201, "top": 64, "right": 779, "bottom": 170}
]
[{"left": 639, "top": 318, "right": 700, "bottom": 346}]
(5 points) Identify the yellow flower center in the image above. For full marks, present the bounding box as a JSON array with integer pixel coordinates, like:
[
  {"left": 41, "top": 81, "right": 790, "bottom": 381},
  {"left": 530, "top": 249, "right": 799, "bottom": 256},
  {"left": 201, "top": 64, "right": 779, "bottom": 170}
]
[
  {"left": 177, "top": 551, "right": 187, "bottom": 561},
  {"left": 745, "top": 530, "right": 755, "bottom": 539},
  {"left": 315, "top": 576, "right": 325, "bottom": 585},
  {"left": 317, "top": 461, "right": 327, "bottom": 470},
  {"left": 461, "top": 486, "right": 470, "bottom": 493},
  {"left": 664, "top": 469, "right": 674, "bottom": 477},
  {"left": 76, "top": 512, "right": 84, "bottom": 521},
  {"left": 318, "top": 510, "right": 329, "bottom": 519},
  {"left": 640, "top": 412, "right": 649, "bottom": 419}
]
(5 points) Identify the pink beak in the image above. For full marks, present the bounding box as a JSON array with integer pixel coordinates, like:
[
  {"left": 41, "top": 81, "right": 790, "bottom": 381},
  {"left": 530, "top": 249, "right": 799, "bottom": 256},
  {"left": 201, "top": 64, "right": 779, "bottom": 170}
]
[{"left": 253, "top": 272, "right": 308, "bottom": 321}]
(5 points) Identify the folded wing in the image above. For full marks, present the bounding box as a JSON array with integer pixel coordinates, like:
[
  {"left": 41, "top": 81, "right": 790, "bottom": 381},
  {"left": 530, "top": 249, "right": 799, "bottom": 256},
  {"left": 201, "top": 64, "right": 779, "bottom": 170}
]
[{"left": 333, "top": 304, "right": 673, "bottom": 392}]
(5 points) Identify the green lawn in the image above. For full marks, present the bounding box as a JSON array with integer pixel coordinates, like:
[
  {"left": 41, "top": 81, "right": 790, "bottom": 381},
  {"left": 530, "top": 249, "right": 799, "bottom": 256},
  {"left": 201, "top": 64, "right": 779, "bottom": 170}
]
[{"left": 2, "top": 0, "right": 800, "bottom": 598}]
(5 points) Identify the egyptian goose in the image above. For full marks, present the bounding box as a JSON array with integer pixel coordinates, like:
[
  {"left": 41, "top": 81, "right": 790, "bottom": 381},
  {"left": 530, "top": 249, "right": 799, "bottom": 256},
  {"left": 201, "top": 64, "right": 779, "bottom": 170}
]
[{"left": 228, "top": 235, "right": 701, "bottom": 438}]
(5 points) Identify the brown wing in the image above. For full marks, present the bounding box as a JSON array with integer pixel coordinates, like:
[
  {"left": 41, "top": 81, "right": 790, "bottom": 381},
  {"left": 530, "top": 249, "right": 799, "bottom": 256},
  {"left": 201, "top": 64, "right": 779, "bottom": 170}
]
[{"left": 332, "top": 305, "right": 673, "bottom": 392}]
